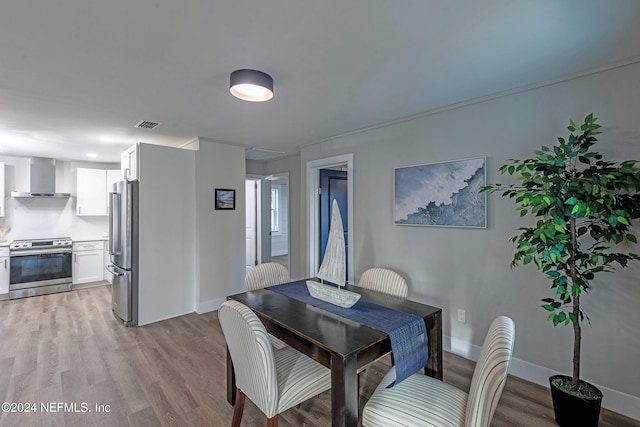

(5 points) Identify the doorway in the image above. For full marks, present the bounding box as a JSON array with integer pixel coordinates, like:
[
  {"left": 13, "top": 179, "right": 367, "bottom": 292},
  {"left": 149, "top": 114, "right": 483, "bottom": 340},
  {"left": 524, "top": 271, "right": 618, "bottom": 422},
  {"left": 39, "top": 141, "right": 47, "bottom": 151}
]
[
  {"left": 246, "top": 174, "right": 290, "bottom": 275},
  {"left": 319, "top": 168, "right": 348, "bottom": 280},
  {"left": 307, "top": 154, "right": 354, "bottom": 283},
  {"left": 267, "top": 173, "right": 290, "bottom": 271}
]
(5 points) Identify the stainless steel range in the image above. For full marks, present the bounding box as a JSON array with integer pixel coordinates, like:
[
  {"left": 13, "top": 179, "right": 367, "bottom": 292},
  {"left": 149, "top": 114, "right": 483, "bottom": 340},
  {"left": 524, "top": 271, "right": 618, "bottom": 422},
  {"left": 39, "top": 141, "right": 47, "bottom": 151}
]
[{"left": 9, "top": 237, "right": 73, "bottom": 299}]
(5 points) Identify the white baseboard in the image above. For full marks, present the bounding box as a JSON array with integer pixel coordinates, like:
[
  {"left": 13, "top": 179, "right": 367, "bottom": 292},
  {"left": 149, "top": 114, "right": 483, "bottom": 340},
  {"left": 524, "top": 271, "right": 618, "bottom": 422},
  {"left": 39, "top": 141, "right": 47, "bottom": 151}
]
[
  {"left": 444, "top": 334, "right": 640, "bottom": 421},
  {"left": 196, "top": 297, "right": 226, "bottom": 314}
]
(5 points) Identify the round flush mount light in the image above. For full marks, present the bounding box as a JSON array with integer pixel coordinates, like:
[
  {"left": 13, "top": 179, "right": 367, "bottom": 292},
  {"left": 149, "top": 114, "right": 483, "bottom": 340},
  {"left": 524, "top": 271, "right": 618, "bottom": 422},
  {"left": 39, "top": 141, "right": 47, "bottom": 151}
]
[{"left": 230, "top": 69, "right": 274, "bottom": 102}]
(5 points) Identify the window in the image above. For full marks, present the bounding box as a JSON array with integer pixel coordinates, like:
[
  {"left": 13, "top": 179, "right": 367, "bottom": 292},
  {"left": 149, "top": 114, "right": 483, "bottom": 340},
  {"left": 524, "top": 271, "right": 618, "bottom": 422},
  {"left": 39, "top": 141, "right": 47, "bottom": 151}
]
[{"left": 271, "top": 186, "right": 281, "bottom": 234}]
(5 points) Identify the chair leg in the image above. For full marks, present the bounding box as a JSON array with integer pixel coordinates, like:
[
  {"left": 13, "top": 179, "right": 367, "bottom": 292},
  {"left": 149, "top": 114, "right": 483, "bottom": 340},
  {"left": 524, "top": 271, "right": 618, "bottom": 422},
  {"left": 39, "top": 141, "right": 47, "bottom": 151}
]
[
  {"left": 231, "top": 389, "right": 246, "bottom": 427},
  {"left": 267, "top": 414, "right": 278, "bottom": 427}
]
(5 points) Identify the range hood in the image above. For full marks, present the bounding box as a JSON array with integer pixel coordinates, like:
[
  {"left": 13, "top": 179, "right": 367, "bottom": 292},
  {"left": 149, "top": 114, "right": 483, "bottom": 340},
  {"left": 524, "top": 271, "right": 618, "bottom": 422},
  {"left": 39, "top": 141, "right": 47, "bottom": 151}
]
[{"left": 11, "top": 157, "right": 71, "bottom": 198}]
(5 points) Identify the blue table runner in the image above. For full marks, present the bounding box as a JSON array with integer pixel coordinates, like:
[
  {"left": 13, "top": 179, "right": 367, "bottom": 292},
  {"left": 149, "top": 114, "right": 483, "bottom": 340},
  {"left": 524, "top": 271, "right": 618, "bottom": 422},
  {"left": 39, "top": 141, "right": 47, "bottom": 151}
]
[{"left": 266, "top": 281, "right": 428, "bottom": 387}]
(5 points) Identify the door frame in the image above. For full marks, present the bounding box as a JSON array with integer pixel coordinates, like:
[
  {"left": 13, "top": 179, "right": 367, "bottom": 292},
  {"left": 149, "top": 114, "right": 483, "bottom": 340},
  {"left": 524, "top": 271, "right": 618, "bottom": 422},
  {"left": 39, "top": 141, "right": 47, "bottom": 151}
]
[
  {"left": 245, "top": 176, "right": 264, "bottom": 268},
  {"left": 306, "top": 153, "right": 354, "bottom": 283}
]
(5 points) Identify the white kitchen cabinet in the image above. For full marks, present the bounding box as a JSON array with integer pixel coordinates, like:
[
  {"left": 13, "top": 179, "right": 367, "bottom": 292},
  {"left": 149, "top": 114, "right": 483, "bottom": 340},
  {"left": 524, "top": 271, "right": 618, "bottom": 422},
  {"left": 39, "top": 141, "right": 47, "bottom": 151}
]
[
  {"left": 76, "top": 168, "right": 121, "bottom": 216},
  {"left": 121, "top": 144, "right": 139, "bottom": 181},
  {"left": 77, "top": 168, "right": 106, "bottom": 216},
  {"left": 0, "top": 162, "right": 5, "bottom": 217},
  {"left": 73, "top": 241, "right": 105, "bottom": 285},
  {"left": 0, "top": 247, "right": 9, "bottom": 295}
]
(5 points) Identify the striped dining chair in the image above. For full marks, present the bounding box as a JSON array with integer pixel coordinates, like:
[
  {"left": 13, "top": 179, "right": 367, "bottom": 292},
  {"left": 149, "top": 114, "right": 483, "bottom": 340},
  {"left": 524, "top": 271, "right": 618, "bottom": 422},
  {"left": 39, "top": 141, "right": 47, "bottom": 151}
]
[
  {"left": 358, "top": 268, "right": 409, "bottom": 299},
  {"left": 244, "top": 262, "right": 290, "bottom": 349},
  {"left": 362, "top": 316, "right": 515, "bottom": 427},
  {"left": 245, "top": 262, "right": 290, "bottom": 291},
  {"left": 219, "top": 300, "right": 331, "bottom": 427}
]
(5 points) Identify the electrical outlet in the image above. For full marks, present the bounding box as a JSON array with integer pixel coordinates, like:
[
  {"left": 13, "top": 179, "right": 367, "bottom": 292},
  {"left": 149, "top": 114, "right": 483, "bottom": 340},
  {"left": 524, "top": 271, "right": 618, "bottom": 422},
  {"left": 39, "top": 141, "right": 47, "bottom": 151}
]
[{"left": 457, "top": 309, "right": 466, "bottom": 323}]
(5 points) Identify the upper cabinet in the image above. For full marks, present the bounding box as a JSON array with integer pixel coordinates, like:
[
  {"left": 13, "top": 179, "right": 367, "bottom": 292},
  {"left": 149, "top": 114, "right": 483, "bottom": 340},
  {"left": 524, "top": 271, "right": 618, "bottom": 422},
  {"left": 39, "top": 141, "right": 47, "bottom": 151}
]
[
  {"left": 76, "top": 168, "right": 120, "bottom": 216},
  {"left": 121, "top": 144, "right": 139, "bottom": 181},
  {"left": 0, "top": 162, "right": 5, "bottom": 217}
]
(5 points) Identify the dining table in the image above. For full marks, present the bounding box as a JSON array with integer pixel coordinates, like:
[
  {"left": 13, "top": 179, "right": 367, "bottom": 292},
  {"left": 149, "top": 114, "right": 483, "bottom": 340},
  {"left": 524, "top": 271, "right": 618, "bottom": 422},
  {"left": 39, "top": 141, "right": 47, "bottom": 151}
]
[{"left": 226, "top": 280, "right": 443, "bottom": 427}]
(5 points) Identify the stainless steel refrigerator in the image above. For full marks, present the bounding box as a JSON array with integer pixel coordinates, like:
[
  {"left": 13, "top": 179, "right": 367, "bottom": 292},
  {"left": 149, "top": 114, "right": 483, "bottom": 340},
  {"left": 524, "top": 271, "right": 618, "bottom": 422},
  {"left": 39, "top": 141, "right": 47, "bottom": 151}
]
[{"left": 107, "top": 180, "right": 139, "bottom": 326}]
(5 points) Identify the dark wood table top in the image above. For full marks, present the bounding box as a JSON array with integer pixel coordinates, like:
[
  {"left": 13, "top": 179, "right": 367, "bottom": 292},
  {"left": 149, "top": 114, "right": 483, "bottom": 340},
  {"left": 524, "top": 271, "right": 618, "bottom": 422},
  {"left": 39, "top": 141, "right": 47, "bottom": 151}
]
[{"left": 228, "top": 280, "right": 442, "bottom": 365}]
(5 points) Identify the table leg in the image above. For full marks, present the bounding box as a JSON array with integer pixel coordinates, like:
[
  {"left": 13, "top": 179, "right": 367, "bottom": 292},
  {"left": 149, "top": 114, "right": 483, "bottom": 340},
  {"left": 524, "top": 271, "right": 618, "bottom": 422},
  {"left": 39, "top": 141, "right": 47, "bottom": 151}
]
[
  {"left": 226, "top": 346, "right": 236, "bottom": 405},
  {"left": 424, "top": 311, "right": 443, "bottom": 380},
  {"left": 330, "top": 353, "right": 358, "bottom": 427}
]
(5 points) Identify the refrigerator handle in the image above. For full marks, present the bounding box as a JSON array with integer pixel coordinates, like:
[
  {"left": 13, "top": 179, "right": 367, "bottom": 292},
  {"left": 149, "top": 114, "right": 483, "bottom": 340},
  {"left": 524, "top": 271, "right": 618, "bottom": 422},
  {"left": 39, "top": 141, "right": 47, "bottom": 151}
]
[
  {"left": 106, "top": 264, "right": 125, "bottom": 277},
  {"left": 109, "top": 191, "right": 121, "bottom": 255}
]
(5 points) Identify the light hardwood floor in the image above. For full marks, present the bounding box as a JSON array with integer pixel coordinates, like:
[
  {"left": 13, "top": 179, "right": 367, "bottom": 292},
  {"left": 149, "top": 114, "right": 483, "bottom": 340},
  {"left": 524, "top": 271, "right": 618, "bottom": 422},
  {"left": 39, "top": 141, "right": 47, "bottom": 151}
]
[{"left": 0, "top": 285, "right": 637, "bottom": 427}]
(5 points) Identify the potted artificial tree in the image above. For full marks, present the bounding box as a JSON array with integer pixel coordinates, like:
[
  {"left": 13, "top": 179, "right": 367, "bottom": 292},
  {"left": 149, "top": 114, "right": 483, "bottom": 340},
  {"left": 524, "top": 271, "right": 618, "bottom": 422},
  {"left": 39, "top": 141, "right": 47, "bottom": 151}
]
[{"left": 482, "top": 114, "right": 640, "bottom": 426}]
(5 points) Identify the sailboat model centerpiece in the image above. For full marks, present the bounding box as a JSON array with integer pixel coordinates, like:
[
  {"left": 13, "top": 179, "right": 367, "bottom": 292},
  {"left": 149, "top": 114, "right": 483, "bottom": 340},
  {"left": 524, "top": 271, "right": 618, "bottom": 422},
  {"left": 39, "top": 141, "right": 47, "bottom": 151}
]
[{"left": 306, "top": 199, "right": 361, "bottom": 308}]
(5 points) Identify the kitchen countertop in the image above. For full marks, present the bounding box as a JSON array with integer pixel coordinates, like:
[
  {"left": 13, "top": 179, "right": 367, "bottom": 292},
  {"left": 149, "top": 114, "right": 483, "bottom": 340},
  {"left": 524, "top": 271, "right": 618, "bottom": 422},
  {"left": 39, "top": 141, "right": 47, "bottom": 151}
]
[{"left": 72, "top": 237, "right": 109, "bottom": 242}]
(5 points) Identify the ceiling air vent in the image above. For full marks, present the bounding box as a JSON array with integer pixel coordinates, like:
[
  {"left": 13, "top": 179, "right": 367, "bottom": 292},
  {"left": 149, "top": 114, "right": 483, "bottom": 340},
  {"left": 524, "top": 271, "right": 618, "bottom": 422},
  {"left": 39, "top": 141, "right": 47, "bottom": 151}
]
[{"left": 134, "top": 120, "right": 161, "bottom": 130}]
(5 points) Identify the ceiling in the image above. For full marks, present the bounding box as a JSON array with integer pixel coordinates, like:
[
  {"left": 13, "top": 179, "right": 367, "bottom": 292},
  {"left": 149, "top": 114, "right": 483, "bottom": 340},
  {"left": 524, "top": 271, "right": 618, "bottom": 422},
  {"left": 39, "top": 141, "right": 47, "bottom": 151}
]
[{"left": 1, "top": 1, "right": 640, "bottom": 163}]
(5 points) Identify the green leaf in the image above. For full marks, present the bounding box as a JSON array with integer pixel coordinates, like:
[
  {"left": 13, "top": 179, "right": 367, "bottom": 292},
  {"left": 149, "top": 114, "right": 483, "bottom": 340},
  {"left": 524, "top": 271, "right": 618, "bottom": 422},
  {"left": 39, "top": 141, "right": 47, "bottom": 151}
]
[
  {"left": 542, "top": 304, "right": 555, "bottom": 312},
  {"left": 565, "top": 197, "right": 577, "bottom": 205},
  {"left": 618, "top": 216, "right": 630, "bottom": 225}
]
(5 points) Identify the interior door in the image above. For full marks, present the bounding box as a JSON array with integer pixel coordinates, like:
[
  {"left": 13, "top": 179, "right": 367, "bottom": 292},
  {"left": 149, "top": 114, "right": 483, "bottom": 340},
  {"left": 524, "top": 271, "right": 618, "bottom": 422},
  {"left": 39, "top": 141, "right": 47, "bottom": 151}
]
[
  {"left": 245, "top": 179, "right": 259, "bottom": 275},
  {"left": 319, "top": 169, "right": 348, "bottom": 279}
]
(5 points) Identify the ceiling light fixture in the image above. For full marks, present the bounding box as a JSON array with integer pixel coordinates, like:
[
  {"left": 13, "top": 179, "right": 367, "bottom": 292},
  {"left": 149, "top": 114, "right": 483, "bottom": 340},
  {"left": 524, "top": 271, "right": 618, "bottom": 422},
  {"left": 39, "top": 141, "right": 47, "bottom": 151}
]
[
  {"left": 230, "top": 69, "right": 273, "bottom": 102},
  {"left": 86, "top": 153, "right": 98, "bottom": 158}
]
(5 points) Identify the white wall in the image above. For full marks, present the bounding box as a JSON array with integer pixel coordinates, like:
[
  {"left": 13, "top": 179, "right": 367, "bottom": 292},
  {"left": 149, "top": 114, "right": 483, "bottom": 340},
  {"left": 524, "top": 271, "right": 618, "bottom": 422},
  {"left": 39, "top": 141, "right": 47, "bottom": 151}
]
[
  {"left": 296, "top": 61, "right": 640, "bottom": 418},
  {"left": 137, "top": 143, "right": 196, "bottom": 325},
  {"left": 193, "top": 139, "right": 246, "bottom": 313}
]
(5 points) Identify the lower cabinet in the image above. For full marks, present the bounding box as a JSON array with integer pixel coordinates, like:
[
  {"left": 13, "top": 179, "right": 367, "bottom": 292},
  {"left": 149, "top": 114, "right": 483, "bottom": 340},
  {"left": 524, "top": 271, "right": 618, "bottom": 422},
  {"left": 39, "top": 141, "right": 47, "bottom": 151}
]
[
  {"left": 0, "top": 247, "right": 9, "bottom": 295},
  {"left": 73, "top": 241, "right": 105, "bottom": 285}
]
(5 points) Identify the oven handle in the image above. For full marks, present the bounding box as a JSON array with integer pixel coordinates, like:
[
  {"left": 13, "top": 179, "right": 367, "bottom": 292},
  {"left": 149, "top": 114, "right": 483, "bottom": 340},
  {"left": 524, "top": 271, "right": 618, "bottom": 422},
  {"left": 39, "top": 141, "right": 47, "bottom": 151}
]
[
  {"left": 10, "top": 249, "right": 72, "bottom": 256},
  {"left": 105, "top": 264, "right": 126, "bottom": 277}
]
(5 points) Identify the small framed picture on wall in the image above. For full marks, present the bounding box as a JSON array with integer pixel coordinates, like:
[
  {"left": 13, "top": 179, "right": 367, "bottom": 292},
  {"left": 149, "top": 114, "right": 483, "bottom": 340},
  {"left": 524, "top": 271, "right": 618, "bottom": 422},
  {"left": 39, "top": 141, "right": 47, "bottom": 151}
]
[{"left": 215, "top": 188, "right": 236, "bottom": 210}]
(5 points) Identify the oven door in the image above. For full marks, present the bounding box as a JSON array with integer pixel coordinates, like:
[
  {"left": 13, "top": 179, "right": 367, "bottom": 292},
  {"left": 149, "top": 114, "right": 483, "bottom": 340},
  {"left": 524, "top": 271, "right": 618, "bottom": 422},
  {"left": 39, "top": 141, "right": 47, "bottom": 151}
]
[{"left": 10, "top": 250, "right": 73, "bottom": 289}]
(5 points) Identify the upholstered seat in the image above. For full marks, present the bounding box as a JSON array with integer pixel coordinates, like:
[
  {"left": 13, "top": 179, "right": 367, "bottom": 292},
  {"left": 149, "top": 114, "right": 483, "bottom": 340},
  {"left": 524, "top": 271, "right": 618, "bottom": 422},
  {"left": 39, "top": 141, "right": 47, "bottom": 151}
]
[
  {"left": 363, "top": 316, "right": 515, "bottom": 427},
  {"left": 219, "top": 300, "right": 331, "bottom": 427},
  {"left": 358, "top": 267, "right": 409, "bottom": 299},
  {"left": 245, "top": 262, "right": 290, "bottom": 291},
  {"left": 244, "top": 262, "right": 290, "bottom": 349}
]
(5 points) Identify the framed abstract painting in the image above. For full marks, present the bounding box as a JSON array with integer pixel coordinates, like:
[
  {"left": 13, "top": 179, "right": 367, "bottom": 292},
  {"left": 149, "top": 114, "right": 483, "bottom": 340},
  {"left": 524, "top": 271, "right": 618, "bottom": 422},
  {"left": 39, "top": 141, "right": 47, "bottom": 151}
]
[{"left": 394, "top": 157, "right": 486, "bottom": 227}]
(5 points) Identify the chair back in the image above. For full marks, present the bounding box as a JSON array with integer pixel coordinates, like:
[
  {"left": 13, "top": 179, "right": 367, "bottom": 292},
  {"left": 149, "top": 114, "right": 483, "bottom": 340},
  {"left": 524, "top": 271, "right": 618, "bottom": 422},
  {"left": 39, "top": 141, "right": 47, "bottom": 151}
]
[
  {"left": 218, "top": 300, "right": 279, "bottom": 417},
  {"left": 358, "top": 267, "right": 409, "bottom": 298},
  {"left": 245, "top": 262, "right": 290, "bottom": 291},
  {"left": 464, "top": 316, "right": 515, "bottom": 427}
]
